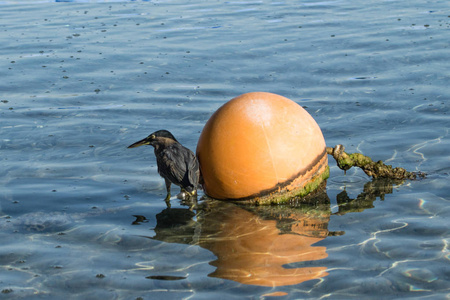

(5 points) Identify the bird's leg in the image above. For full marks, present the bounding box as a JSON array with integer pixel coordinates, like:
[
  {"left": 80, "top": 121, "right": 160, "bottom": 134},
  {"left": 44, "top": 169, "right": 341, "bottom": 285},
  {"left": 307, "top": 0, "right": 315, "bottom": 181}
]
[
  {"left": 187, "top": 196, "right": 198, "bottom": 211},
  {"left": 164, "top": 178, "right": 171, "bottom": 203}
]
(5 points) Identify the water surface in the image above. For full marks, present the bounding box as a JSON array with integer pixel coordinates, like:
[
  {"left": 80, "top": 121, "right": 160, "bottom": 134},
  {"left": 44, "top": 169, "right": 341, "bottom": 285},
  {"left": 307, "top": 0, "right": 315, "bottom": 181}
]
[{"left": 1, "top": 0, "right": 449, "bottom": 299}]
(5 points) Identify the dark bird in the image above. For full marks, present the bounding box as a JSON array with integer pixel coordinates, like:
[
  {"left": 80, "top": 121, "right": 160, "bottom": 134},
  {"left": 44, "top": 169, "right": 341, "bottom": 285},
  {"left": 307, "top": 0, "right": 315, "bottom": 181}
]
[{"left": 128, "top": 130, "right": 200, "bottom": 203}]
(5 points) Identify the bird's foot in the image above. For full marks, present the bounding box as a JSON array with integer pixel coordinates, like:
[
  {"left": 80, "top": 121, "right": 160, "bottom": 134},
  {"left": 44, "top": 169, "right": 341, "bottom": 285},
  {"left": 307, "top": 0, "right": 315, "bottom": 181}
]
[
  {"left": 180, "top": 188, "right": 197, "bottom": 197},
  {"left": 178, "top": 190, "right": 197, "bottom": 210}
]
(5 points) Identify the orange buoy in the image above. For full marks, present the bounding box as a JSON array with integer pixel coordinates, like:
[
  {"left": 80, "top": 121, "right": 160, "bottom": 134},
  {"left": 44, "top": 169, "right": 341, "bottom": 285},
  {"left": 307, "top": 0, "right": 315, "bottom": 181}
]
[{"left": 196, "top": 92, "right": 329, "bottom": 204}]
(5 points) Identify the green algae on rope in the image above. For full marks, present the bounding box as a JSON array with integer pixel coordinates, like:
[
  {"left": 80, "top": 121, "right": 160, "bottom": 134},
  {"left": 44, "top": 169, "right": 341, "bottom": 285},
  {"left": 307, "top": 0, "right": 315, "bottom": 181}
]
[{"left": 326, "top": 144, "right": 426, "bottom": 180}]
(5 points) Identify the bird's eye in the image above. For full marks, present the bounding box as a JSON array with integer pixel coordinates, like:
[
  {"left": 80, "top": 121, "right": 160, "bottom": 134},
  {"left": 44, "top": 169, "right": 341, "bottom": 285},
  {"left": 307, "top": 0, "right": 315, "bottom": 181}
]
[{"left": 150, "top": 134, "right": 156, "bottom": 139}]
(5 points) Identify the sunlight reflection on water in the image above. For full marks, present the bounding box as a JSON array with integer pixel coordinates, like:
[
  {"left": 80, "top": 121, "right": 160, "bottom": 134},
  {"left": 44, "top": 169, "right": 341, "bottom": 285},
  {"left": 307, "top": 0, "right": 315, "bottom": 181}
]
[{"left": 1, "top": 0, "right": 449, "bottom": 299}]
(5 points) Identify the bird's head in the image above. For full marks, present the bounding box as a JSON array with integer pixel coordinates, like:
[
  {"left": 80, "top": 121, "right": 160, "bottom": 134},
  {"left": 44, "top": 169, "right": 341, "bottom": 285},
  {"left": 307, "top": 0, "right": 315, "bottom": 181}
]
[{"left": 127, "top": 130, "right": 178, "bottom": 149}]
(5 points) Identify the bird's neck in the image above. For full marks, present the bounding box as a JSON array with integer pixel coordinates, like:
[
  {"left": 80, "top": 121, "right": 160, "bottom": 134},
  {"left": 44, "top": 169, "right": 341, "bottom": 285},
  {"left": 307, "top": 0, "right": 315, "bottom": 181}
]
[
  {"left": 153, "top": 139, "right": 174, "bottom": 153},
  {"left": 153, "top": 144, "right": 163, "bottom": 152}
]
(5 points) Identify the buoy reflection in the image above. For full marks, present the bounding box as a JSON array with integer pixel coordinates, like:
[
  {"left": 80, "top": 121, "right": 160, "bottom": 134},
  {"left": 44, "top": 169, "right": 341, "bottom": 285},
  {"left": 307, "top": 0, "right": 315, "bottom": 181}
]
[
  {"left": 144, "top": 178, "right": 399, "bottom": 287},
  {"left": 149, "top": 190, "right": 333, "bottom": 287},
  {"left": 199, "top": 201, "right": 330, "bottom": 287}
]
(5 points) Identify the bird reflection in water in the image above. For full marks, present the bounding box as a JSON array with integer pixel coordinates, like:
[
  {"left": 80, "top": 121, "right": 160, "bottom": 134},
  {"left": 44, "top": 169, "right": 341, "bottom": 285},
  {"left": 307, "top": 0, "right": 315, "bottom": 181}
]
[{"left": 138, "top": 178, "right": 400, "bottom": 287}]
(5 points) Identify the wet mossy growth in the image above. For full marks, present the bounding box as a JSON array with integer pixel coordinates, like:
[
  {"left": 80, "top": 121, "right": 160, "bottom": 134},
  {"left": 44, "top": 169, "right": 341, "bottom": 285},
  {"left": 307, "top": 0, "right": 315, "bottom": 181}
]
[
  {"left": 327, "top": 145, "right": 426, "bottom": 180},
  {"left": 243, "top": 186, "right": 331, "bottom": 219},
  {"left": 233, "top": 166, "right": 330, "bottom": 205}
]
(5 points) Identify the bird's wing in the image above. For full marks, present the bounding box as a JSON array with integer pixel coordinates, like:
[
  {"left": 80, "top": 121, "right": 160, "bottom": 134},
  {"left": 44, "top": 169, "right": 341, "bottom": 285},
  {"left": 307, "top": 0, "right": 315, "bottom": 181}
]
[
  {"left": 186, "top": 151, "right": 200, "bottom": 188},
  {"left": 159, "top": 146, "right": 186, "bottom": 185}
]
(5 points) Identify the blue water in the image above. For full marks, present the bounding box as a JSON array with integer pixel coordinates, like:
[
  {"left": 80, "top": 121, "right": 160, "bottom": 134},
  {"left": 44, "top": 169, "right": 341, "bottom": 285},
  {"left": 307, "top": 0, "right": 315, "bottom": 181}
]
[{"left": 1, "top": 0, "right": 449, "bottom": 299}]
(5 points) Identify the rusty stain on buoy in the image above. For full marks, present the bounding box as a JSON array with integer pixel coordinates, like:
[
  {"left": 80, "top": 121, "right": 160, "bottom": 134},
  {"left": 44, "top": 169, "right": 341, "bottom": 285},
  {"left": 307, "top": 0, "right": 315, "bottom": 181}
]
[{"left": 196, "top": 92, "right": 329, "bottom": 204}]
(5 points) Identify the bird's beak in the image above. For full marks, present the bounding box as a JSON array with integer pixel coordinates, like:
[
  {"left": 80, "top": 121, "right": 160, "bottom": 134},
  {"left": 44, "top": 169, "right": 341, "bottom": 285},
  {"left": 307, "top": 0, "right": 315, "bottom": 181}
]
[{"left": 127, "top": 137, "right": 150, "bottom": 148}]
